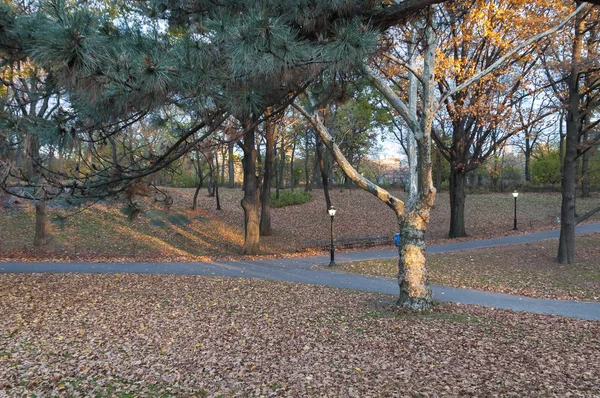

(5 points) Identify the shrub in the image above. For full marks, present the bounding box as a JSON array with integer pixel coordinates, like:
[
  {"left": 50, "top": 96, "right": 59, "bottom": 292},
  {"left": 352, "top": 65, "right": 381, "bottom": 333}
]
[
  {"left": 270, "top": 190, "right": 312, "bottom": 208},
  {"left": 170, "top": 171, "right": 198, "bottom": 188},
  {"left": 531, "top": 147, "right": 561, "bottom": 185}
]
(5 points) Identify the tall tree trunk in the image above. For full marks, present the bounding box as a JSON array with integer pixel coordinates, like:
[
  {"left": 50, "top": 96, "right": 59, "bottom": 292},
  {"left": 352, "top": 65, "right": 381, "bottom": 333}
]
[
  {"left": 471, "top": 170, "right": 479, "bottom": 191},
  {"left": 524, "top": 149, "right": 531, "bottom": 182},
  {"left": 312, "top": 145, "right": 321, "bottom": 189},
  {"left": 304, "top": 129, "right": 311, "bottom": 191},
  {"left": 289, "top": 135, "right": 296, "bottom": 191},
  {"left": 260, "top": 118, "right": 276, "bottom": 236},
  {"left": 215, "top": 155, "right": 221, "bottom": 211},
  {"left": 15, "top": 131, "right": 23, "bottom": 170},
  {"left": 192, "top": 183, "right": 202, "bottom": 210},
  {"left": 207, "top": 174, "right": 215, "bottom": 197},
  {"left": 215, "top": 181, "right": 221, "bottom": 211},
  {"left": 557, "top": 13, "right": 584, "bottom": 265},
  {"left": 448, "top": 168, "right": 468, "bottom": 238},
  {"left": 207, "top": 151, "right": 216, "bottom": 197},
  {"left": 26, "top": 134, "right": 39, "bottom": 180},
  {"left": 240, "top": 124, "right": 260, "bottom": 255},
  {"left": 500, "top": 148, "right": 506, "bottom": 193},
  {"left": 557, "top": 115, "right": 579, "bottom": 264},
  {"left": 192, "top": 152, "right": 204, "bottom": 210},
  {"left": 277, "top": 136, "right": 285, "bottom": 199},
  {"left": 559, "top": 113, "right": 566, "bottom": 178},
  {"left": 228, "top": 142, "right": 235, "bottom": 188},
  {"left": 27, "top": 134, "right": 48, "bottom": 247},
  {"left": 34, "top": 200, "right": 47, "bottom": 247},
  {"left": 220, "top": 146, "right": 226, "bottom": 185},
  {"left": 315, "top": 133, "right": 332, "bottom": 210}
]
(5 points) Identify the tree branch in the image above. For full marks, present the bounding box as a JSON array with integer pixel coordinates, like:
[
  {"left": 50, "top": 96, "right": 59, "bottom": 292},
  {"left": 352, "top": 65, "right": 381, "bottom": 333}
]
[
  {"left": 382, "top": 52, "right": 425, "bottom": 85},
  {"left": 364, "top": 67, "right": 419, "bottom": 133},
  {"left": 294, "top": 102, "right": 404, "bottom": 216},
  {"left": 436, "top": 3, "right": 588, "bottom": 112},
  {"left": 576, "top": 206, "right": 600, "bottom": 224}
]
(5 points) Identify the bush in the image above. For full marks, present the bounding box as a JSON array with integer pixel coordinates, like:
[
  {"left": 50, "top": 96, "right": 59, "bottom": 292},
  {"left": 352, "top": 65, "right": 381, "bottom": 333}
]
[
  {"left": 170, "top": 171, "right": 198, "bottom": 188},
  {"left": 270, "top": 190, "right": 312, "bottom": 208},
  {"left": 531, "top": 147, "right": 561, "bottom": 185}
]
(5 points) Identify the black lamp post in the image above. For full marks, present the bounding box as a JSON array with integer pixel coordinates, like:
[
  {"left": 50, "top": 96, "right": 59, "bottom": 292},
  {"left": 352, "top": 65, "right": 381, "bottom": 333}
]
[
  {"left": 328, "top": 206, "right": 337, "bottom": 267},
  {"left": 512, "top": 191, "right": 519, "bottom": 231}
]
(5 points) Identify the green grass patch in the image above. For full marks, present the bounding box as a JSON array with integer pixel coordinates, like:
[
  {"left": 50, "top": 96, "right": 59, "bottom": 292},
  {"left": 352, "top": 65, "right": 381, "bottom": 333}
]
[{"left": 270, "top": 190, "right": 312, "bottom": 208}]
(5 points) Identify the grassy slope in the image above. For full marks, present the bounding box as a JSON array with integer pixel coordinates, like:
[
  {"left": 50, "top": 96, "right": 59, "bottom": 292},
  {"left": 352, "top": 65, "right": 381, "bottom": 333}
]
[
  {"left": 0, "top": 274, "right": 598, "bottom": 396},
  {"left": 336, "top": 233, "right": 600, "bottom": 301},
  {"left": 0, "top": 188, "right": 599, "bottom": 261}
]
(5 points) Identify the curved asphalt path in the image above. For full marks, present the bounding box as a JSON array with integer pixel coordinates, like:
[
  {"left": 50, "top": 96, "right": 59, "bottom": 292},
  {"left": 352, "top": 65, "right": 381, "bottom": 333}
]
[{"left": 1, "top": 222, "right": 600, "bottom": 321}]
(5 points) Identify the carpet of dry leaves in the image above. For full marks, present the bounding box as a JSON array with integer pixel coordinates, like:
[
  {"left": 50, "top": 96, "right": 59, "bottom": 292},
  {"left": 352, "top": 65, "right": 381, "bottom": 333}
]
[
  {"left": 1, "top": 274, "right": 599, "bottom": 397},
  {"left": 337, "top": 233, "right": 600, "bottom": 302},
  {"left": 1, "top": 188, "right": 599, "bottom": 262}
]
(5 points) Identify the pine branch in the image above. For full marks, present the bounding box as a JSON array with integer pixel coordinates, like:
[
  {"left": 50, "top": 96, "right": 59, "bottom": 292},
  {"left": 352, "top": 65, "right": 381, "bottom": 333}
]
[{"left": 366, "top": 0, "right": 447, "bottom": 32}]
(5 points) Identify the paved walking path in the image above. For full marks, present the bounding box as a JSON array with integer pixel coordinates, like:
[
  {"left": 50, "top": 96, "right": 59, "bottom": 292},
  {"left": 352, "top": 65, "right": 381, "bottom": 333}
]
[{"left": 2, "top": 222, "right": 600, "bottom": 321}]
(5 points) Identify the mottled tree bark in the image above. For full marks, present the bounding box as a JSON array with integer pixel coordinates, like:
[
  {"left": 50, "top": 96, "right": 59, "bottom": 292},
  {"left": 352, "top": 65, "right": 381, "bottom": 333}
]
[{"left": 398, "top": 195, "right": 434, "bottom": 310}]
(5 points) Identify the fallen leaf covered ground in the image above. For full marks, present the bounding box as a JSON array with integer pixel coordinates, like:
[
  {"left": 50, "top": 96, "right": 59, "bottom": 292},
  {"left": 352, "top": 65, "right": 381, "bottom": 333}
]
[
  {"left": 336, "top": 233, "right": 600, "bottom": 301},
  {"left": 0, "top": 274, "right": 599, "bottom": 397},
  {"left": 1, "top": 188, "right": 599, "bottom": 262}
]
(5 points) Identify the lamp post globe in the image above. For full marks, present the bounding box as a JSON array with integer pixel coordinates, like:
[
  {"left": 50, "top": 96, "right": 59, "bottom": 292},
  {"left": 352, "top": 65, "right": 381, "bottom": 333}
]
[
  {"left": 328, "top": 207, "right": 336, "bottom": 267},
  {"left": 512, "top": 191, "right": 519, "bottom": 231}
]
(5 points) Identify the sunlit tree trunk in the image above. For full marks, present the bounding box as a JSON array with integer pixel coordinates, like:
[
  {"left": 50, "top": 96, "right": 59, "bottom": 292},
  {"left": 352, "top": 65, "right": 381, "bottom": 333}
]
[
  {"left": 300, "top": 14, "right": 438, "bottom": 310},
  {"left": 228, "top": 142, "right": 235, "bottom": 188}
]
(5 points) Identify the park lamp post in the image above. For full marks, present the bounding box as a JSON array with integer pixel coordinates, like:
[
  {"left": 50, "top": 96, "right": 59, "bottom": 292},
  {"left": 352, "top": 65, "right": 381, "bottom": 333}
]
[
  {"left": 328, "top": 206, "right": 337, "bottom": 267},
  {"left": 512, "top": 191, "right": 519, "bottom": 231}
]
